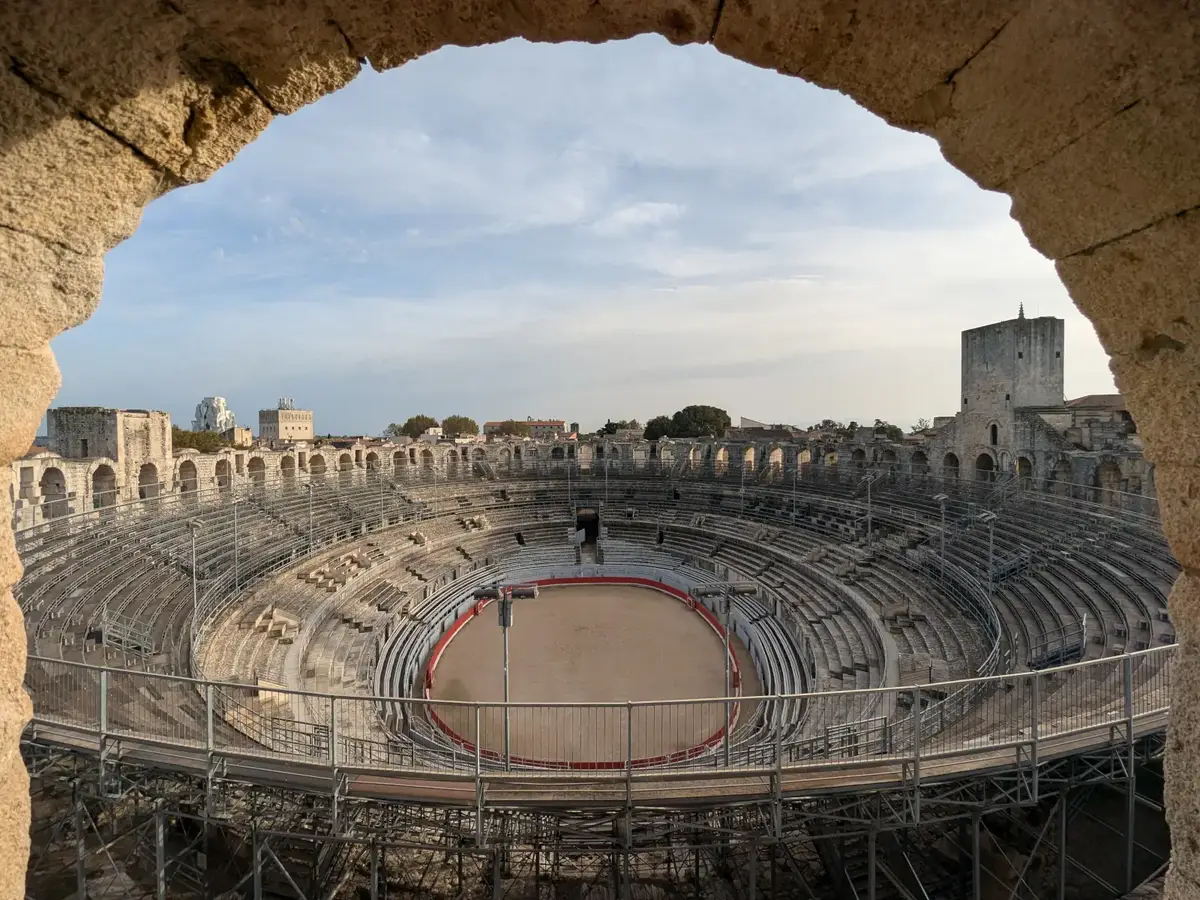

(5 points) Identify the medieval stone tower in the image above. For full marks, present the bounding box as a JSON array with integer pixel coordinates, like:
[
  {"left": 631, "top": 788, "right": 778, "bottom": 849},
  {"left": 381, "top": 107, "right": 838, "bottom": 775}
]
[{"left": 959, "top": 308, "right": 1065, "bottom": 462}]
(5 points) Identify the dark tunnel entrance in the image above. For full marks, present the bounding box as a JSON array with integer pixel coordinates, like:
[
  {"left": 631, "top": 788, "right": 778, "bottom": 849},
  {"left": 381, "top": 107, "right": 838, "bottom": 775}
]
[{"left": 576, "top": 507, "right": 599, "bottom": 545}]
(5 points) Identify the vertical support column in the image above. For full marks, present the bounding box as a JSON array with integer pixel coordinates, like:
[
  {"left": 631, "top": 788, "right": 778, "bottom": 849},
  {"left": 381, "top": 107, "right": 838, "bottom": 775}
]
[
  {"left": 74, "top": 786, "right": 87, "bottom": 900},
  {"left": 329, "top": 699, "right": 340, "bottom": 835},
  {"left": 972, "top": 813, "right": 982, "bottom": 900},
  {"left": 370, "top": 842, "right": 380, "bottom": 900},
  {"left": 1030, "top": 672, "right": 1040, "bottom": 800},
  {"left": 911, "top": 686, "right": 922, "bottom": 822},
  {"left": 1058, "top": 789, "right": 1069, "bottom": 900},
  {"left": 98, "top": 669, "right": 108, "bottom": 786},
  {"left": 1123, "top": 654, "right": 1136, "bottom": 893},
  {"left": 252, "top": 823, "right": 263, "bottom": 900},
  {"left": 867, "top": 829, "right": 876, "bottom": 900},
  {"left": 749, "top": 839, "right": 758, "bottom": 900},
  {"left": 155, "top": 799, "right": 166, "bottom": 900}
]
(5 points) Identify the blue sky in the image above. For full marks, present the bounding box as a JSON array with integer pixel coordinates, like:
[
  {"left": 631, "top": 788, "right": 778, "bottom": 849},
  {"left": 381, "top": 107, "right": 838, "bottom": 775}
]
[{"left": 51, "top": 36, "right": 1115, "bottom": 435}]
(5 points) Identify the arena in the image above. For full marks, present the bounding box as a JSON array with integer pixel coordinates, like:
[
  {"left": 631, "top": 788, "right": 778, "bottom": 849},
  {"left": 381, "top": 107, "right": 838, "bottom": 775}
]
[{"left": 18, "top": 454, "right": 1176, "bottom": 899}]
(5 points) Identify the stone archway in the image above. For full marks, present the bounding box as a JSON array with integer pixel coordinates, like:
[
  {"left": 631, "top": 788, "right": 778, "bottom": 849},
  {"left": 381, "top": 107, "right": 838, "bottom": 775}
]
[
  {"left": 2, "top": 5, "right": 1200, "bottom": 896},
  {"left": 90, "top": 464, "right": 116, "bottom": 509},
  {"left": 137, "top": 463, "right": 159, "bottom": 501},
  {"left": 38, "top": 467, "right": 67, "bottom": 520},
  {"left": 177, "top": 459, "right": 198, "bottom": 498}
]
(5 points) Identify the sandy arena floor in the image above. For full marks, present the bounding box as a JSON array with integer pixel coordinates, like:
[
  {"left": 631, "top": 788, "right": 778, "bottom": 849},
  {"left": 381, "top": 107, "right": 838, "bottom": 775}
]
[{"left": 426, "top": 584, "right": 761, "bottom": 764}]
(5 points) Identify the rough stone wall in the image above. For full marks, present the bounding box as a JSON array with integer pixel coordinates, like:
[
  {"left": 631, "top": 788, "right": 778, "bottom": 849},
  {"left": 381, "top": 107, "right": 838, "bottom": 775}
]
[
  {"left": 46, "top": 407, "right": 120, "bottom": 460},
  {"left": 2, "top": 2, "right": 1200, "bottom": 897}
]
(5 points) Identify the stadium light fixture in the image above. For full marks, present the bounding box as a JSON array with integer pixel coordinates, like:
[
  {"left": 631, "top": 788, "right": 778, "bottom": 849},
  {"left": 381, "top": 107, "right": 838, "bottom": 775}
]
[{"left": 933, "top": 494, "right": 949, "bottom": 579}]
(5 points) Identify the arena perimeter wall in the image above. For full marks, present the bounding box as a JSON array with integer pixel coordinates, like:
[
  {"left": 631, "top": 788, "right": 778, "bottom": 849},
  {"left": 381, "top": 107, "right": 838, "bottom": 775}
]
[{"left": 422, "top": 576, "right": 743, "bottom": 769}]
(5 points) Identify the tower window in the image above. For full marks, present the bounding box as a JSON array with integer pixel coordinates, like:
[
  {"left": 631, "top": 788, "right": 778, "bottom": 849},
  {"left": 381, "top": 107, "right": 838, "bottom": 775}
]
[
  {"left": 963, "top": 398, "right": 968, "bottom": 406},
  {"left": 990, "top": 424, "right": 998, "bottom": 446},
  {"left": 1055, "top": 351, "right": 1061, "bottom": 358},
  {"left": 1005, "top": 394, "right": 1010, "bottom": 401},
  {"left": 1018, "top": 352, "right": 1023, "bottom": 359}
]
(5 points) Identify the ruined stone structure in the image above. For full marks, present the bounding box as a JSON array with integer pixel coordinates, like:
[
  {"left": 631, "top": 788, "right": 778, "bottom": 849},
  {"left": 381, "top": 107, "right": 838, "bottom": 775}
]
[
  {"left": 1, "top": 4, "right": 1199, "bottom": 897},
  {"left": 836, "top": 311, "right": 1156, "bottom": 506},
  {"left": 192, "top": 395, "right": 235, "bottom": 433}
]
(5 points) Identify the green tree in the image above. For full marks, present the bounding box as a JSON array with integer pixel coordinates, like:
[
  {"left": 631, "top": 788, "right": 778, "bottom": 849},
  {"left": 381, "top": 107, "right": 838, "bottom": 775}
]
[
  {"left": 669, "top": 405, "right": 731, "bottom": 439},
  {"left": 493, "top": 419, "right": 532, "bottom": 437},
  {"left": 171, "top": 426, "right": 228, "bottom": 453},
  {"left": 441, "top": 415, "right": 479, "bottom": 438},
  {"left": 643, "top": 415, "right": 674, "bottom": 441},
  {"left": 399, "top": 415, "right": 439, "bottom": 440}
]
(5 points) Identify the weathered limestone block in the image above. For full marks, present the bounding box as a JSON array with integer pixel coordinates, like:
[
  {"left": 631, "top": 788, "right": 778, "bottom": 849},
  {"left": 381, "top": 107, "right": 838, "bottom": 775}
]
[
  {"left": 0, "top": 0, "right": 199, "bottom": 176},
  {"left": 935, "top": 1, "right": 1200, "bottom": 191},
  {"left": 0, "top": 68, "right": 165, "bottom": 253},
  {"left": 331, "top": 0, "right": 718, "bottom": 73},
  {"left": 0, "top": 230, "right": 103, "bottom": 350},
  {"left": 168, "top": 0, "right": 362, "bottom": 115},
  {"left": 1056, "top": 209, "right": 1200, "bottom": 464},
  {"left": 1010, "top": 79, "right": 1200, "bottom": 259},
  {"left": 713, "top": 0, "right": 1023, "bottom": 132}
]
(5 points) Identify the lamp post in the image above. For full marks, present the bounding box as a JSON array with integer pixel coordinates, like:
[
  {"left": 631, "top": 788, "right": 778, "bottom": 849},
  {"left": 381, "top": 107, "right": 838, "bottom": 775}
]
[
  {"left": 739, "top": 461, "right": 746, "bottom": 519},
  {"left": 475, "top": 583, "right": 537, "bottom": 771},
  {"left": 792, "top": 456, "right": 798, "bottom": 520},
  {"left": 978, "top": 510, "right": 998, "bottom": 595},
  {"left": 306, "top": 482, "right": 314, "bottom": 555},
  {"left": 605, "top": 458, "right": 610, "bottom": 505},
  {"left": 232, "top": 498, "right": 242, "bottom": 591},
  {"left": 933, "top": 493, "right": 948, "bottom": 581},
  {"left": 188, "top": 520, "right": 202, "bottom": 635},
  {"left": 723, "top": 595, "right": 732, "bottom": 766}
]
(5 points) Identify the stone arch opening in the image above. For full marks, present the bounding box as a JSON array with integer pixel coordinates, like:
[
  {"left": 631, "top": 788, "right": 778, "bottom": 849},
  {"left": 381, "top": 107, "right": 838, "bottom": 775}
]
[
  {"left": 3, "top": 6, "right": 1200, "bottom": 893},
  {"left": 742, "top": 446, "right": 756, "bottom": 468},
  {"left": 880, "top": 448, "right": 897, "bottom": 470},
  {"left": 365, "top": 451, "right": 379, "bottom": 471},
  {"left": 91, "top": 464, "right": 116, "bottom": 509},
  {"left": 943, "top": 453, "right": 960, "bottom": 480},
  {"left": 421, "top": 448, "right": 435, "bottom": 469},
  {"left": 768, "top": 447, "right": 783, "bottom": 470},
  {"left": 337, "top": 452, "right": 353, "bottom": 485},
  {"left": 551, "top": 446, "right": 565, "bottom": 460},
  {"left": 393, "top": 450, "right": 407, "bottom": 470},
  {"left": 911, "top": 451, "right": 929, "bottom": 475},
  {"left": 974, "top": 452, "right": 995, "bottom": 481},
  {"left": 247, "top": 456, "right": 266, "bottom": 487},
  {"left": 281, "top": 455, "right": 296, "bottom": 481},
  {"left": 38, "top": 467, "right": 67, "bottom": 519},
  {"left": 1017, "top": 456, "right": 1034, "bottom": 488},
  {"left": 473, "top": 447, "right": 486, "bottom": 461},
  {"left": 851, "top": 448, "right": 866, "bottom": 469},
  {"left": 137, "top": 463, "right": 159, "bottom": 501},
  {"left": 309, "top": 454, "right": 327, "bottom": 479},
  {"left": 1095, "top": 459, "right": 1124, "bottom": 506},
  {"left": 1049, "top": 458, "right": 1073, "bottom": 497},
  {"left": 215, "top": 458, "right": 232, "bottom": 492},
  {"left": 178, "top": 459, "right": 198, "bottom": 497},
  {"left": 445, "top": 450, "right": 459, "bottom": 473}
]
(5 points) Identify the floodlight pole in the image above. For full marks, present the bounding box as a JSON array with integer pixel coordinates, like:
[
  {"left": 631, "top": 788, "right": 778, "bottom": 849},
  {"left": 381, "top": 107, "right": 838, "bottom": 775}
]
[
  {"left": 792, "top": 459, "right": 797, "bottom": 520},
  {"left": 866, "top": 476, "right": 873, "bottom": 545},
  {"left": 189, "top": 520, "right": 202, "bottom": 635},
  {"left": 740, "top": 464, "right": 746, "bottom": 518},
  {"left": 934, "top": 494, "right": 948, "bottom": 582},
  {"left": 232, "top": 498, "right": 240, "bottom": 591},
  {"left": 501, "top": 588, "right": 512, "bottom": 771},
  {"left": 306, "top": 482, "right": 314, "bottom": 555},
  {"left": 987, "top": 517, "right": 996, "bottom": 596},
  {"left": 605, "top": 458, "right": 610, "bottom": 504},
  {"left": 723, "top": 594, "right": 732, "bottom": 767}
]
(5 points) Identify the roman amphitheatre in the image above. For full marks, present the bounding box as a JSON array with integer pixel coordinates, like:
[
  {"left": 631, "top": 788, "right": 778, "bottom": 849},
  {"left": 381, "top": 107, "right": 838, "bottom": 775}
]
[{"left": 3, "top": 3, "right": 1200, "bottom": 900}]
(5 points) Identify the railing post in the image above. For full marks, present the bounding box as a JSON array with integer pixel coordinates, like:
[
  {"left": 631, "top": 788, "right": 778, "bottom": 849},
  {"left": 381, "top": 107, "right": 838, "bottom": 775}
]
[
  {"left": 1030, "top": 672, "right": 1040, "bottom": 800},
  {"left": 205, "top": 683, "right": 215, "bottom": 753},
  {"left": 911, "top": 687, "right": 922, "bottom": 822},
  {"left": 1123, "top": 654, "right": 1136, "bottom": 894},
  {"left": 626, "top": 701, "right": 634, "bottom": 802}
]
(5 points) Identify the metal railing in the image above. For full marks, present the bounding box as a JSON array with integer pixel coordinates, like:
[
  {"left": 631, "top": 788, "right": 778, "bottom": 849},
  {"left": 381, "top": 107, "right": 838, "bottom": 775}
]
[{"left": 25, "top": 645, "right": 1172, "bottom": 788}]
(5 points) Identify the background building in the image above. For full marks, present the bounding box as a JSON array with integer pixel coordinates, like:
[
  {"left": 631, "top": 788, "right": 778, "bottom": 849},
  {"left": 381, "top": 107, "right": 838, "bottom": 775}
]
[
  {"left": 484, "top": 418, "right": 567, "bottom": 440},
  {"left": 259, "top": 398, "right": 314, "bottom": 442},
  {"left": 192, "top": 397, "right": 236, "bottom": 433}
]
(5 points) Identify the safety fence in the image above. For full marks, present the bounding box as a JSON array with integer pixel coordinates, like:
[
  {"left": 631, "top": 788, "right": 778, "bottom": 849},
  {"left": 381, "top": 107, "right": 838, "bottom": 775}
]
[{"left": 25, "top": 644, "right": 1172, "bottom": 783}]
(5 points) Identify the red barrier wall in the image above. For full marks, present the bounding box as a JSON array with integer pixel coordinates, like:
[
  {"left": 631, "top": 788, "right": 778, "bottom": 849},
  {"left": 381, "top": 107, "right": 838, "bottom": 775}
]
[{"left": 421, "top": 576, "right": 744, "bottom": 769}]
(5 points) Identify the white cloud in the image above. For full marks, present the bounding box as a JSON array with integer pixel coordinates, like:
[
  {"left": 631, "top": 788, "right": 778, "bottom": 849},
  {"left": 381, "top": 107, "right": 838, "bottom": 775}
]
[
  {"left": 591, "top": 201, "right": 684, "bottom": 236},
  {"left": 68, "top": 35, "right": 1117, "bottom": 435}
]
